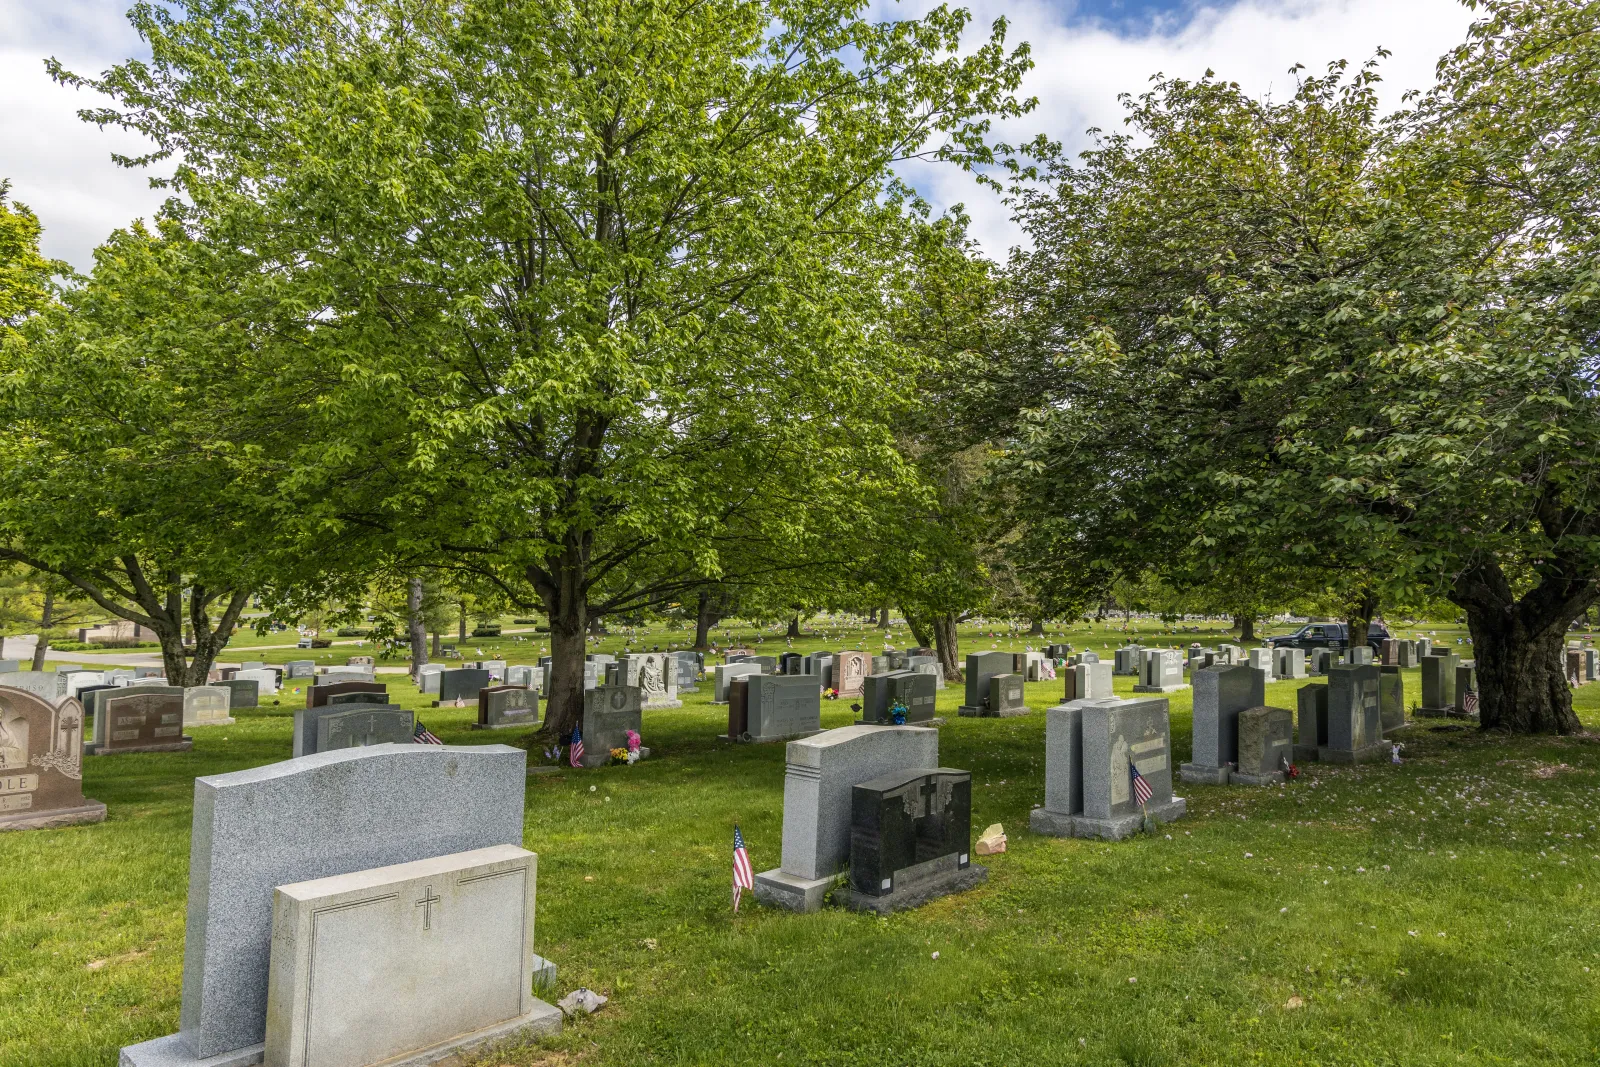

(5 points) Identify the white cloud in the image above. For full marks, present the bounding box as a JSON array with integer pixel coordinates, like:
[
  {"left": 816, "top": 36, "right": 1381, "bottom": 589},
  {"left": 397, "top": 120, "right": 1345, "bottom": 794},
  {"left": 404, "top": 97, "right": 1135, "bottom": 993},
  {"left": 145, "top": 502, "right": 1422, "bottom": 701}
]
[
  {"left": 1, "top": 0, "right": 1477, "bottom": 272},
  {"left": 889, "top": 0, "right": 1480, "bottom": 258}
]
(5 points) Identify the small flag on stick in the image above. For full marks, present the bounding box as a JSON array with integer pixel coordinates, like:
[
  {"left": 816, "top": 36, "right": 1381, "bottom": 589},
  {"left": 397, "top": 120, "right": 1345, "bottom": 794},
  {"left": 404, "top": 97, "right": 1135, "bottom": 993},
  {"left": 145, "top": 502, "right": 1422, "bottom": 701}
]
[
  {"left": 1129, "top": 760, "right": 1154, "bottom": 806},
  {"left": 413, "top": 720, "right": 443, "bottom": 745},
  {"left": 732, "top": 824, "right": 754, "bottom": 913},
  {"left": 569, "top": 726, "right": 585, "bottom": 768}
]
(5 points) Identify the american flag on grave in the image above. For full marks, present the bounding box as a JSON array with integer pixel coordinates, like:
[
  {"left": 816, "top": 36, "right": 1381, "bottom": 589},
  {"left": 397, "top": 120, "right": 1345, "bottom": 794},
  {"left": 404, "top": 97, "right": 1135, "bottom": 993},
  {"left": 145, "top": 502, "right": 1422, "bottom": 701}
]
[
  {"left": 732, "top": 824, "right": 755, "bottom": 913},
  {"left": 1463, "top": 688, "right": 1479, "bottom": 715},
  {"left": 569, "top": 726, "right": 585, "bottom": 767},
  {"left": 413, "top": 720, "right": 443, "bottom": 745},
  {"left": 1129, "top": 760, "right": 1154, "bottom": 806}
]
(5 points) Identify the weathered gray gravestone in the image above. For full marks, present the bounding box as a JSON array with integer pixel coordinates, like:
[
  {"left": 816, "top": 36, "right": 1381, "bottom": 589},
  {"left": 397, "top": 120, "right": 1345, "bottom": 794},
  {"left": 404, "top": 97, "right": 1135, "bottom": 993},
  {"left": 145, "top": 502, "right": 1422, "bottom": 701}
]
[
  {"left": 1063, "top": 661, "right": 1113, "bottom": 703},
  {"left": 1294, "top": 683, "right": 1328, "bottom": 761},
  {"left": 476, "top": 685, "right": 539, "bottom": 729},
  {"left": 1347, "top": 645, "right": 1374, "bottom": 666},
  {"left": 1324, "top": 664, "right": 1386, "bottom": 764},
  {"left": 1378, "top": 665, "right": 1405, "bottom": 731},
  {"left": 0, "top": 691, "right": 104, "bottom": 830},
  {"left": 214, "top": 679, "right": 259, "bottom": 710},
  {"left": 1033, "top": 697, "right": 1185, "bottom": 840},
  {"left": 672, "top": 651, "right": 703, "bottom": 692},
  {"left": 318, "top": 707, "right": 415, "bottom": 753},
  {"left": 1418, "top": 652, "right": 1460, "bottom": 716},
  {"left": 284, "top": 660, "right": 316, "bottom": 679},
  {"left": 735, "top": 674, "right": 822, "bottom": 742},
  {"left": 307, "top": 680, "right": 388, "bottom": 709},
  {"left": 712, "top": 661, "right": 762, "bottom": 704},
  {"left": 622, "top": 653, "right": 681, "bottom": 709},
  {"left": 1133, "top": 649, "right": 1186, "bottom": 693},
  {"left": 1455, "top": 663, "right": 1478, "bottom": 716},
  {"left": 293, "top": 704, "right": 411, "bottom": 758},
  {"left": 0, "top": 671, "right": 65, "bottom": 703},
  {"left": 984, "top": 672, "right": 1029, "bottom": 717},
  {"left": 89, "top": 689, "right": 191, "bottom": 755},
  {"left": 1181, "top": 665, "right": 1264, "bottom": 785},
  {"left": 438, "top": 669, "right": 492, "bottom": 704},
  {"left": 752, "top": 724, "right": 939, "bottom": 912},
  {"left": 576, "top": 685, "right": 646, "bottom": 769},
  {"left": 327, "top": 691, "right": 391, "bottom": 706},
  {"left": 118, "top": 744, "right": 528, "bottom": 1067},
  {"left": 956, "top": 652, "right": 1016, "bottom": 717},
  {"left": 1232, "top": 706, "right": 1293, "bottom": 785},
  {"left": 858, "top": 671, "right": 937, "bottom": 725},
  {"left": 1274, "top": 647, "right": 1307, "bottom": 680}
]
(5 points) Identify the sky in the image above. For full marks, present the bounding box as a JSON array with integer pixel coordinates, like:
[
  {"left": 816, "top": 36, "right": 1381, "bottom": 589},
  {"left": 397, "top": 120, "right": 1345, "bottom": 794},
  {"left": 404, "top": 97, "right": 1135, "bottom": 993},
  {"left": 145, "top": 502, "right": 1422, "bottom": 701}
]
[{"left": 1, "top": 0, "right": 1479, "bottom": 272}]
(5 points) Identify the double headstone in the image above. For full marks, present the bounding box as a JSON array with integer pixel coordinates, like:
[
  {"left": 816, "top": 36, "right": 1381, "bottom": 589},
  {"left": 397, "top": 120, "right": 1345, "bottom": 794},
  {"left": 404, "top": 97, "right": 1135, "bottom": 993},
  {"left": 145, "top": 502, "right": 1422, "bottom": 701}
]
[
  {"left": 956, "top": 651, "right": 1017, "bottom": 716},
  {"left": 294, "top": 704, "right": 412, "bottom": 757},
  {"left": 1181, "top": 665, "right": 1265, "bottom": 785},
  {"left": 1031, "top": 696, "right": 1186, "bottom": 840},
  {"left": 726, "top": 674, "right": 822, "bottom": 742},
  {"left": 118, "top": 744, "right": 557, "bottom": 1067},
  {"left": 752, "top": 724, "right": 940, "bottom": 912},
  {"left": 1112, "top": 646, "right": 1144, "bottom": 676},
  {"left": 476, "top": 685, "right": 539, "bottom": 730},
  {"left": 1274, "top": 647, "right": 1308, "bottom": 680},
  {"left": 1133, "top": 649, "right": 1185, "bottom": 693},
  {"left": 0, "top": 691, "right": 104, "bottom": 830},
  {"left": 89, "top": 688, "right": 190, "bottom": 754},
  {"left": 859, "top": 670, "right": 937, "bottom": 725}
]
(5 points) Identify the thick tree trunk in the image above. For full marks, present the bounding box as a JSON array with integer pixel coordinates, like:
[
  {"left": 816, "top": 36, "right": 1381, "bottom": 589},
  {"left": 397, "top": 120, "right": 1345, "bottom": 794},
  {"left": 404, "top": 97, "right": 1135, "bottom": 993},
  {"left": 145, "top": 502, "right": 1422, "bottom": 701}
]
[
  {"left": 693, "top": 590, "right": 721, "bottom": 651},
  {"left": 1234, "top": 613, "right": 1256, "bottom": 642},
  {"left": 786, "top": 614, "right": 802, "bottom": 640},
  {"left": 901, "top": 607, "right": 933, "bottom": 651},
  {"left": 1452, "top": 559, "right": 1592, "bottom": 734},
  {"left": 431, "top": 630, "right": 441, "bottom": 657},
  {"left": 876, "top": 605, "right": 890, "bottom": 628},
  {"left": 1344, "top": 588, "right": 1378, "bottom": 654},
  {"left": 30, "top": 590, "right": 52, "bottom": 670},
  {"left": 541, "top": 597, "right": 589, "bottom": 741},
  {"left": 1463, "top": 603, "right": 1580, "bottom": 733},
  {"left": 407, "top": 577, "right": 428, "bottom": 676},
  {"left": 1028, "top": 618, "right": 1045, "bottom": 636},
  {"left": 932, "top": 613, "right": 962, "bottom": 680}
]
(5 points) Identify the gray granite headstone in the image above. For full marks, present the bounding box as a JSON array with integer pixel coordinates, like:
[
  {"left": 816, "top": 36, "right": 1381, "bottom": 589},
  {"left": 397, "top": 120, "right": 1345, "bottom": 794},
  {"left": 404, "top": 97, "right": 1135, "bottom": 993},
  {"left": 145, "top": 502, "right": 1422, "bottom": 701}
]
[
  {"left": 1233, "top": 706, "right": 1292, "bottom": 785},
  {"left": 712, "top": 661, "right": 762, "bottom": 704},
  {"left": 317, "top": 707, "right": 414, "bottom": 752},
  {"left": 1274, "top": 647, "right": 1307, "bottom": 680},
  {"left": 958, "top": 651, "right": 1013, "bottom": 714},
  {"left": 285, "top": 660, "right": 316, "bottom": 679},
  {"left": 438, "top": 668, "right": 492, "bottom": 703},
  {"left": 504, "top": 665, "right": 536, "bottom": 689},
  {"left": 672, "top": 651, "right": 703, "bottom": 692},
  {"left": 1181, "top": 665, "right": 1263, "bottom": 785},
  {"left": 234, "top": 669, "right": 277, "bottom": 696},
  {"left": 833, "top": 650, "right": 868, "bottom": 697},
  {"left": 577, "top": 685, "right": 643, "bottom": 768},
  {"left": 752, "top": 724, "right": 939, "bottom": 912},
  {"left": 1035, "top": 697, "right": 1184, "bottom": 840},
  {"left": 477, "top": 685, "right": 539, "bottom": 729},
  {"left": 1063, "top": 661, "right": 1113, "bottom": 703},
  {"left": 985, "top": 672, "right": 1029, "bottom": 717},
  {"left": 293, "top": 704, "right": 411, "bottom": 757},
  {"left": 742, "top": 674, "right": 822, "bottom": 741},
  {"left": 1294, "top": 683, "right": 1327, "bottom": 761},
  {"left": 326, "top": 691, "right": 392, "bottom": 706},
  {"left": 118, "top": 744, "right": 526, "bottom": 1067},
  {"left": 1378, "top": 665, "right": 1405, "bottom": 731},
  {"left": 0, "top": 671, "right": 65, "bottom": 703},
  {"left": 1134, "top": 649, "right": 1186, "bottom": 692},
  {"left": 214, "top": 679, "right": 260, "bottom": 710},
  {"left": 1324, "top": 664, "right": 1385, "bottom": 763},
  {"left": 1419, "top": 653, "right": 1460, "bottom": 715}
]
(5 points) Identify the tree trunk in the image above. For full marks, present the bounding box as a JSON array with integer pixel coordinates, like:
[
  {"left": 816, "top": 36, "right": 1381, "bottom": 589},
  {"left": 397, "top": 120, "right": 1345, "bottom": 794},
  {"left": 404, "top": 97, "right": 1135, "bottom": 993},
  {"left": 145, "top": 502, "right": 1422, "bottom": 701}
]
[
  {"left": 693, "top": 590, "right": 722, "bottom": 651},
  {"left": 1344, "top": 588, "right": 1378, "bottom": 654},
  {"left": 1028, "top": 617, "right": 1045, "bottom": 636},
  {"left": 431, "top": 630, "right": 441, "bottom": 657},
  {"left": 876, "top": 605, "right": 890, "bottom": 628},
  {"left": 932, "top": 612, "right": 962, "bottom": 680},
  {"left": 407, "top": 577, "right": 428, "bottom": 676},
  {"left": 1234, "top": 613, "right": 1256, "bottom": 642},
  {"left": 30, "top": 590, "right": 52, "bottom": 670},
  {"left": 786, "top": 614, "right": 802, "bottom": 640},
  {"left": 541, "top": 597, "right": 588, "bottom": 741},
  {"left": 458, "top": 600, "right": 467, "bottom": 642},
  {"left": 901, "top": 607, "right": 933, "bottom": 651}
]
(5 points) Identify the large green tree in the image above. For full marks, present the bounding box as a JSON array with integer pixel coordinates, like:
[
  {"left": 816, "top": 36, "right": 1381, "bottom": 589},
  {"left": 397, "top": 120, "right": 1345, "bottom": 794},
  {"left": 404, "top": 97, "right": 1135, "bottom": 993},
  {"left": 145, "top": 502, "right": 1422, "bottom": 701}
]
[
  {"left": 67, "top": 0, "right": 1031, "bottom": 733},
  {"left": 998, "top": 26, "right": 1600, "bottom": 735}
]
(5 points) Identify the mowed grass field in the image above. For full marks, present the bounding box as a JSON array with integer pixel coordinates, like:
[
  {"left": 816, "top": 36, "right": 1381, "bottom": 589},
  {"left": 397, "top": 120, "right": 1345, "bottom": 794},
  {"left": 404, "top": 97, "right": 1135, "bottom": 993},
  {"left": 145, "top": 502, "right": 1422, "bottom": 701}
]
[{"left": 4, "top": 620, "right": 1598, "bottom": 1066}]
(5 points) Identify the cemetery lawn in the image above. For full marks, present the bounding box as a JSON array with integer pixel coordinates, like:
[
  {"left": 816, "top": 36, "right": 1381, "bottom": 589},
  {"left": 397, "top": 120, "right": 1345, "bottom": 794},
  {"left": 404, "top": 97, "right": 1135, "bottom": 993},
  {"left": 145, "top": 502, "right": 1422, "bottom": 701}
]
[{"left": 4, "top": 635, "right": 1598, "bottom": 1065}]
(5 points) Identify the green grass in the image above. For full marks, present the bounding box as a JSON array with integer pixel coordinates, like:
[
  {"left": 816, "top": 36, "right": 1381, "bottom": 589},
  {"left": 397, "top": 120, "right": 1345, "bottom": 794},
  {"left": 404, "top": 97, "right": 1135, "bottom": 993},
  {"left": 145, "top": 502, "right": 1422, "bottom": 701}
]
[{"left": 5, "top": 622, "right": 1599, "bottom": 1066}]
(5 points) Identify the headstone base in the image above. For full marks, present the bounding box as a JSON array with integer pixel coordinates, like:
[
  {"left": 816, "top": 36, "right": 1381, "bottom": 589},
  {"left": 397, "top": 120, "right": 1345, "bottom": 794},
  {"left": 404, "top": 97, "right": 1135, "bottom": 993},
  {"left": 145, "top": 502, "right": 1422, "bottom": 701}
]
[
  {"left": 1415, "top": 705, "right": 1458, "bottom": 719},
  {"left": 719, "top": 730, "right": 823, "bottom": 744},
  {"left": 642, "top": 699, "right": 683, "bottom": 710},
  {"left": 1132, "top": 683, "right": 1189, "bottom": 693},
  {"left": 576, "top": 746, "right": 651, "bottom": 769},
  {"left": 119, "top": 1034, "right": 264, "bottom": 1067},
  {"left": 1178, "top": 762, "right": 1230, "bottom": 785},
  {"left": 189, "top": 717, "right": 236, "bottom": 727},
  {"left": 0, "top": 799, "right": 107, "bottom": 832},
  {"left": 752, "top": 868, "right": 834, "bottom": 913},
  {"left": 1230, "top": 769, "right": 1287, "bottom": 787},
  {"left": 853, "top": 717, "right": 947, "bottom": 728},
  {"left": 1292, "top": 744, "right": 1320, "bottom": 762},
  {"left": 122, "top": 1002, "right": 566, "bottom": 1067},
  {"left": 835, "top": 856, "right": 988, "bottom": 915},
  {"left": 86, "top": 738, "right": 193, "bottom": 756},
  {"left": 470, "top": 720, "right": 538, "bottom": 730},
  {"left": 1317, "top": 742, "right": 1388, "bottom": 765},
  {"left": 956, "top": 705, "right": 1030, "bottom": 718},
  {"left": 1029, "top": 797, "right": 1187, "bottom": 842}
]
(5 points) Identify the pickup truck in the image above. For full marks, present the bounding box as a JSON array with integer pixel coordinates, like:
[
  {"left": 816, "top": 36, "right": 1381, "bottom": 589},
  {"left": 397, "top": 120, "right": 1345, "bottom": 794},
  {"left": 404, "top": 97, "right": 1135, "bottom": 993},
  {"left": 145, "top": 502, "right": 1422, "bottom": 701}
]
[{"left": 1264, "top": 621, "right": 1392, "bottom": 655}]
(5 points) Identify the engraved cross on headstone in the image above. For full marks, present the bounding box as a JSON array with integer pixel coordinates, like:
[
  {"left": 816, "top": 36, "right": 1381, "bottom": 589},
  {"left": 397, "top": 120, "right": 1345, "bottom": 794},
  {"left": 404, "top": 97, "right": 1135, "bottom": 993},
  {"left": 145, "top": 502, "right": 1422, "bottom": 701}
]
[
  {"left": 415, "top": 885, "right": 440, "bottom": 930},
  {"left": 919, "top": 778, "right": 939, "bottom": 819}
]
